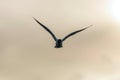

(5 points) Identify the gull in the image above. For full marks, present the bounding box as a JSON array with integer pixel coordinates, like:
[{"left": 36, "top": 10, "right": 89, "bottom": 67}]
[{"left": 33, "top": 17, "right": 92, "bottom": 48}]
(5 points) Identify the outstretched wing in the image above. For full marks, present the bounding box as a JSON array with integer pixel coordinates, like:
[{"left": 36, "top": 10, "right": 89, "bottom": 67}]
[
  {"left": 33, "top": 17, "right": 57, "bottom": 41},
  {"left": 62, "top": 25, "right": 92, "bottom": 42}
]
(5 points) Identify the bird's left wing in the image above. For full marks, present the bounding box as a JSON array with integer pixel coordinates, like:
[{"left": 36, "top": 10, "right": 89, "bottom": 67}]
[
  {"left": 33, "top": 17, "right": 57, "bottom": 41},
  {"left": 62, "top": 25, "right": 92, "bottom": 42}
]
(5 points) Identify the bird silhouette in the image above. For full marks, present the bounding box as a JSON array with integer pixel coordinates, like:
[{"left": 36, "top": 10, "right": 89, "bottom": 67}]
[{"left": 33, "top": 17, "right": 92, "bottom": 48}]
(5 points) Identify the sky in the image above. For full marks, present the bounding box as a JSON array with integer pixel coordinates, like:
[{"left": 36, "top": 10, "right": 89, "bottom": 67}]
[{"left": 0, "top": 0, "right": 120, "bottom": 80}]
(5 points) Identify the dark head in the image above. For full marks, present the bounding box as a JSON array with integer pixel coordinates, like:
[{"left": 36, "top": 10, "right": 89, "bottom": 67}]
[
  {"left": 55, "top": 39, "right": 63, "bottom": 48},
  {"left": 57, "top": 39, "right": 62, "bottom": 43}
]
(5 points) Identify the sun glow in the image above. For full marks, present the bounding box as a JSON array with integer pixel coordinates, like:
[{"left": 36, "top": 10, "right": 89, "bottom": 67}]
[{"left": 109, "top": 0, "right": 120, "bottom": 22}]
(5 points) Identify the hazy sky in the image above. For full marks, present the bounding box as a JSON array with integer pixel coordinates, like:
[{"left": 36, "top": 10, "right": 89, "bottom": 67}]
[{"left": 0, "top": 0, "right": 120, "bottom": 80}]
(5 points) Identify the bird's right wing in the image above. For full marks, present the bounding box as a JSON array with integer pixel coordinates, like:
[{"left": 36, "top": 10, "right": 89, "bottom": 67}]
[
  {"left": 33, "top": 17, "right": 57, "bottom": 41},
  {"left": 62, "top": 25, "right": 92, "bottom": 42}
]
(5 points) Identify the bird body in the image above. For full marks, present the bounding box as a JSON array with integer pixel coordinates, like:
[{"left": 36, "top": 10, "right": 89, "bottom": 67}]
[
  {"left": 33, "top": 17, "right": 92, "bottom": 48},
  {"left": 55, "top": 39, "right": 63, "bottom": 48}
]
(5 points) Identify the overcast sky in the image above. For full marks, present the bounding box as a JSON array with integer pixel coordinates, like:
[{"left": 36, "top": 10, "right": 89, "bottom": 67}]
[{"left": 0, "top": 0, "right": 120, "bottom": 80}]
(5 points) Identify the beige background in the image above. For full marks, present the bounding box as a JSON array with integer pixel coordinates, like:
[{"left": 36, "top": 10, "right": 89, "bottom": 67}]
[{"left": 0, "top": 0, "right": 120, "bottom": 80}]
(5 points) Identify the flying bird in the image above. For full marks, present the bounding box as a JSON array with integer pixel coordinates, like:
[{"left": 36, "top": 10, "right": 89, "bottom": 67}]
[{"left": 33, "top": 17, "right": 92, "bottom": 48}]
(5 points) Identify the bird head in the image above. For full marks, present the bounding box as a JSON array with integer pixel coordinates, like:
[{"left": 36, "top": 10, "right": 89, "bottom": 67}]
[{"left": 57, "top": 39, "right": 62, "bottom": 43}]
